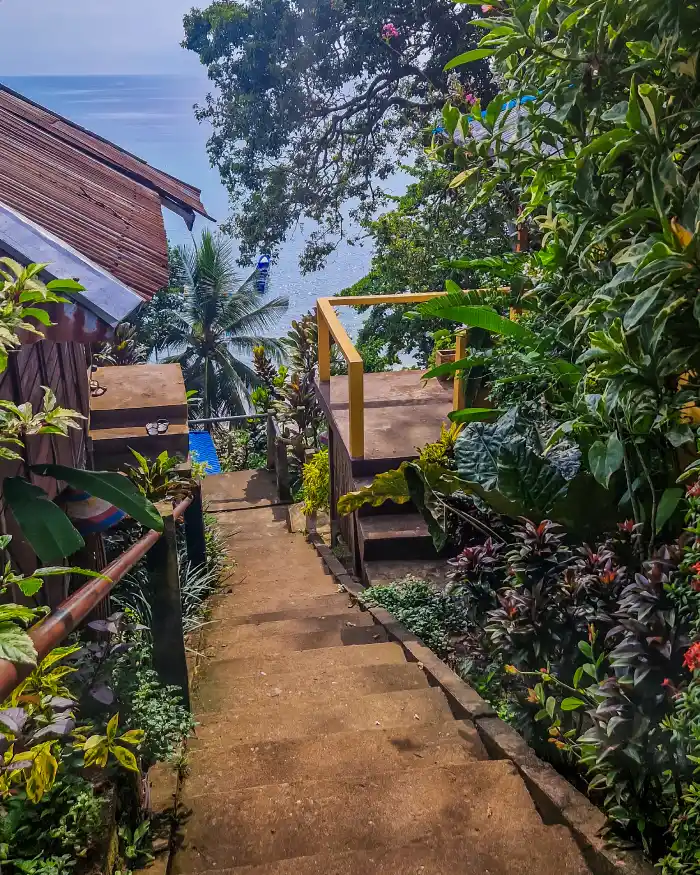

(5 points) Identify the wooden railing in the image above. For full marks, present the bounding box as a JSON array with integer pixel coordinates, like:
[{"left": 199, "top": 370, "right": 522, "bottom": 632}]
[
  {"left": 317, "top": 293, "right": 468, "bottom": 459},
  {"left": 0, "top": 492, "right": 203, "bottom": 706}
]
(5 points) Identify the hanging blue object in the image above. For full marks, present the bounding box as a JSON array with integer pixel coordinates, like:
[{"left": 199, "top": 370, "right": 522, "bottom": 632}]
[{"left": 256, "top": 254, "right": 271, "bottom": 293}]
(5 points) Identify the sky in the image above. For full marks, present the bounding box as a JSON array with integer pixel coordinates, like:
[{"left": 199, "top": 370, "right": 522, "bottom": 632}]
[{"left": 0, "top": 0, "right": 205, "bottom": 76}]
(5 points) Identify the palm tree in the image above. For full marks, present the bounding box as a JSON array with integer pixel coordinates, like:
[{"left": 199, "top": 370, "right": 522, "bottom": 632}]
[{"left": 160, "top": 231, "right": 288, "bottom": 418}]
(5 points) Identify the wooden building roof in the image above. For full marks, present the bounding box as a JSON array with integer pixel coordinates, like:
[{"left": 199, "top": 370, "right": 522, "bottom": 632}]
[{"left": 0, "top": 84, "right": 212, "bottom": 302}]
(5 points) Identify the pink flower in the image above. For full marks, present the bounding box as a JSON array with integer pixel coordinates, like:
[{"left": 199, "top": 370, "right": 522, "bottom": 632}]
[
  {"left": 687, "top": 482, "right": 700, "bottom": 497},
  {"left": 617, "top": 519, "right": 635, "bottom": 534},
  {"left": 464, "top": 92, "right": 476, "bottom": 107},
  {"left": 381, "top": 23, "right": 399, "bottom": 41},
  {"left": 481, "top": 4, "right": 494, "bottom": 12}
]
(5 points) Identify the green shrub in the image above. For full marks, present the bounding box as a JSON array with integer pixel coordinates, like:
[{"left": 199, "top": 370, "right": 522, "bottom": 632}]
[{"left": 300, "top": 449, "right": 330, "bottom": 516}]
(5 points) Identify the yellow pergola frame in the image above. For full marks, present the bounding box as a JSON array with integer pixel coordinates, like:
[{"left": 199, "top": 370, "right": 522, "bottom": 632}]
[{"left": 316, "top": 292, "right": 469, "bottom": 459}]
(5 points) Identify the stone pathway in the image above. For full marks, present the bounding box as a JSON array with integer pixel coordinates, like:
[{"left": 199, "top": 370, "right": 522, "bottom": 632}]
[{"left": 171, "top": 470, "right": 592, "bottom": 874}]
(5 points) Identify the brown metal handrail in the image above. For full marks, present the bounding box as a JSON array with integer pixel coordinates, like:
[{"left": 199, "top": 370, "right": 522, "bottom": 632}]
[{"left": 0, "top": 494, "right": 193, "bottom": 702}]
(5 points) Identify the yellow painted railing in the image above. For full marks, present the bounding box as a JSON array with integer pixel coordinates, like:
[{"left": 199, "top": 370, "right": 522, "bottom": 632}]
[{"left": 316, "top": 292, "right": 468, "bottom": 459}]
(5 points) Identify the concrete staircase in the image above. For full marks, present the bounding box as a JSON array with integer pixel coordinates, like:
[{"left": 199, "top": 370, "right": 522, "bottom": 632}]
[{"left": 171, "top": 471, "right": 592, "bottom": 875}]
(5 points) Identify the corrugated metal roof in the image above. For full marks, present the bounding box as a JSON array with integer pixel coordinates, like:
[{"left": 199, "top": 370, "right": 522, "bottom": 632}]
[{"left": 0, "top": 84, "right": 211, "bottom": 301}]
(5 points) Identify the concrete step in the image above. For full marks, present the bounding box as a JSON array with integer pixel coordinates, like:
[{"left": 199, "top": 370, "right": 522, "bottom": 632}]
[
  {"left": 185, "top": 722, "right": 486, "bottom": 797},
  {"left": 203, "top": 624, "right": 387, "bottom": 661},
  {"left": 204, "top": 641, "right": 409, "bottom": 679},
  {"left": 182, "top": 825, "right": 590, "bottom": 875},
  {"left": 194, "top": 661, "right": 429, "bottom": 712},
  {"left": 210, "top": 593, "right": 360, "bottom": 624},
  {"left": 172, "top": 761, "right": 590, "bottom": 872},
  {"left": 191, "top": 687, "right": 454, "bottom": 747},
  {"left": 203, "top": 470, "right": 281, "bottom": 509},
  {"left": 204, "top": 613, "right": 376, "bottom": 649},
  {"left": 210, "top": 581, "right": 341, "bottom": 617}
]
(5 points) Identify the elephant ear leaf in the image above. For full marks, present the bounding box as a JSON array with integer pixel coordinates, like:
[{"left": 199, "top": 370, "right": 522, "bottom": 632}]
[
  {"left": 4, "top": 477, "right": 84, "bottom": 563},
  {"left": 496, "top": 438, "right": 569, "bottom": 520},
  {"left": 31, "top": 465, "right": 163, "bottom": 533}
]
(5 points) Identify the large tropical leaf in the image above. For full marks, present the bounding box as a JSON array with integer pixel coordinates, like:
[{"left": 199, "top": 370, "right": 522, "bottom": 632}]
[
  {"left": 454, "top": 407, "right": 533, "bottom": 490},
  {"left": 496, "top": 438, "right": 569, "bottom": 520},
  {"left": 417, "top": 302, "right": 538, "bottom": 345},
  {"left": 337, "top": 468, "right": 411, "bottom": 515},
  {"left": 4, "top": 477, "right": 84, "bottom": 563},
  {"left": 31, "top": 465, "right": 163, "bottom": 533}
]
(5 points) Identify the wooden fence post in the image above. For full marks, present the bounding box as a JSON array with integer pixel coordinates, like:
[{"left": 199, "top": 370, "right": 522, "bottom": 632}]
[
  {"left": 184, "top": 481, "right": 207, "bottom": 569},
  {"left": 266, "top": 412, "right": 276, "bottom": 471},
  {"left": 147, "top": 505, "right": 190, "bottom": 710}
]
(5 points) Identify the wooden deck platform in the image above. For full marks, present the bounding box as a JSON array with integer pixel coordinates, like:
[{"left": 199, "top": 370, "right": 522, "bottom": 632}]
[{"left": 315, "top": 371, "right": 453, "bottom": 476}]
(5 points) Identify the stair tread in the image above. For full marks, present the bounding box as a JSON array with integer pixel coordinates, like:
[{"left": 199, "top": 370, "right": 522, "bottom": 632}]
[
  {"left": 172, "top": 761, "right": 590, "bottom": 871},
  {"left": 184, "top": 722, "right": 487, "bottom": 796},
  {"left": 359, "top": 513, "right": 431, "bottom": 541},
  {"left": 212, "top": 594, "right": 361, "bottom": 625},
  {"left": 203, "top": 641, "right": 409, "bottom": 679},
  {"left": 203, "top": 625, "right": 387, "bottom": 661},
  {"left": 191, "top": 687, "right": 454, "bottom": 746},
  {"left": 204, "top": 612, "right": 375, "bottom": 648},
  {"left": 194, "top": 661, "right": 429, "bottom": 712},
  {"left": 177, "top": 826, "right": 590, "bottom": 875}
]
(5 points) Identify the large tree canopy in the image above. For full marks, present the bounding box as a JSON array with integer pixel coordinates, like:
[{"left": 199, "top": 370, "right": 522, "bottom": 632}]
[{"left": 183, "top": 0, "right": 494, "bottom": 271}]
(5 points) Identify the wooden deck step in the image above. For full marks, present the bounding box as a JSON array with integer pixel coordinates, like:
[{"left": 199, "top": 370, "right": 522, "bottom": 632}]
[
  {"left": 172, "top": 761, "right": 589, "bottom": 872},
  {"left": 357, "top": 513, "right": 439, "bottom": 562},
  {"left": 191, "top": 687, "right": 455, "bottom": 747},
  {"left": 184, "top": 722, "right": 487, "bottom": 796}
]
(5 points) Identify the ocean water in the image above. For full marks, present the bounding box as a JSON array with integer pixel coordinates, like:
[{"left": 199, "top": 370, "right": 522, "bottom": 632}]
[{"left": 2, "top": 74, "right": 374, "bottom": 335}]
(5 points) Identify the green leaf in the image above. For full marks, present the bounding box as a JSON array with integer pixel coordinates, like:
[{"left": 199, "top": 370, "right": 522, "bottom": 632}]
[
  {"left": 337, "top": 467, "right": 410, "bottom": 515},
  {"left": 588, "top": 433, "right": 624, "bottom": 488},
  {"left": 561, "top": 697, "right": 586, "bottom": 711},
  {"left": 545, "top": 696, "right": 556, "bottom": 719},
  {"left": 423, "top": 355, "right": 491, "bottom": 380},
  {"left": 21, "top": 308, "right": 53, "bottom": 327},
  {"left": 0, "top": 622, "right": 37, "bottom": 665},
  {"left": 623, "top": 280, "right": 667, "bottom": 330},
  {"left": 4, "top": 477, "right": 84, "bottom": 563},
  {"left": 444, "top": 48, "right": 495, "bottom": 71},
  {"left": 403, "top": 464, "right": 449, "bottom": 552},
  {"left": 578, "top": 128, "right": 631, "bottom": 158},
  {"left": 31, "top": 465, "right": 163, "bottom": 533},
  {"left": 448, "top": 407, "right": 503, "bottom": 424},
  {"left": 46, "top": 278, "right": 85, "bottom": 292},
  {"left": 418, "top": 303, "right": 538, "bottom": 345},
  {"left": 627, "top": 75, "right": 643, "bottom": 131},
  {"left": 112, "top": 744, "right": 139, "bottom": 772},
  {"left": 17, "top": 577, "right": 43, "bottom": 597},
  {"left": 655, "top": 487, "right": 684, "bottom": 533}
]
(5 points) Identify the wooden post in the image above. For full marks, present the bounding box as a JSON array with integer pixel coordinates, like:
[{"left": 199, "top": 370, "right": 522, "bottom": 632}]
[
  {"left": 348, "top": 359, "right": 365, "bottom": 459},
  {"left": 317, "top": 306, "right": 331, "bottom": 382},
  {"left": 147, "top": 505, "right": 190, "bottom": 710},
  {"left": 453, "top": 330, "right": 468, "bottom": 412},
  {"left": 184, "top": 481, "right": 207, "bottom": 569},
  {"left": 266, "top": 412, "right": 276, "bottom": 470},
  {"left": 275, "top": 438, "right": 292, "bottom": 502}
]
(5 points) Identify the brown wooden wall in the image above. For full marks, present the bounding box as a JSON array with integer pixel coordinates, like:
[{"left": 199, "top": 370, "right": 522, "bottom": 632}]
[
  {"left": 0, "top": 338, "right": 90, "bottom": 583},
  {"left": 329, "top": 423, "right": 360, "bottom": 574}
]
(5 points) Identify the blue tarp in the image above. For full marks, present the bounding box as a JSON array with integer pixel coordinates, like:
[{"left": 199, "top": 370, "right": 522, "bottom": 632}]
[{"left": 189, "top": 431, "right": 222, "bottom": 474}]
